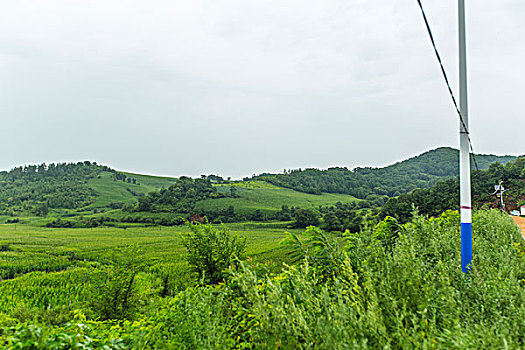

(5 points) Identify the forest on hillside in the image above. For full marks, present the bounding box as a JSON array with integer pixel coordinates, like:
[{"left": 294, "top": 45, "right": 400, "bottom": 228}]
[
  {"left": 0, "top": 162, "right": 113, "bottom": 215},
  {"left": 251, "top": 147, "right": 515, "bottom": 199},
  {"left": 0, "top": 148, "right": 520, "bottom": 230},
  {"left": 380, "top": 157, "right": 525, "bottom": 222},
  {"left": 133, "top": 177, "right": 225, "bottom": 214}
]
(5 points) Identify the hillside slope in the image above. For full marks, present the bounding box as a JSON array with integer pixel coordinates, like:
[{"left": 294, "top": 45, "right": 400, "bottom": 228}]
[
  {"left": 87, "top": 171, "right": 177, "bottom": 208},
  {"left": 0, "top": 147, "right": 516, "bottom": 222},
  {"left": 251, "top": 147, "right": 515, "bottom": 200},
  {"left": 196, "top": 181, "right": 359, "bottom": 216},
  {"left": 380, "top": 157, "right": 525, "bottom": 222}
]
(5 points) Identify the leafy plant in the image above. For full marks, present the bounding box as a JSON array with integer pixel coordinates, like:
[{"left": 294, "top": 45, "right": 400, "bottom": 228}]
[
  {"left": 180, "top": 221, "right": 246, "bottom": 284},
  {"left": 281, "top": 226, "right": 346, "bottom": 280},
  {"left": 89, "top": 245, "right": 143, "bottom": 321}
]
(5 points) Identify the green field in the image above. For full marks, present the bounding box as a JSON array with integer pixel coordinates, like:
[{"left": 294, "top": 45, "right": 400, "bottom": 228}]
[
  {"left": 0, "top": 222, "right": 291, "bottom": 273},
  {"left": 0, "top": 222, "right": 293, "bottom": 311},
  {"left": 2, "top": 211, "right": 525, "bottom": 348},
  {"left": 87, "top": 171, "right": 177, "bottom": 208},
  {"left": 84, "top": 174, "right": 359, "bottom": 219},
  {"left": 196, "top": 180, "right": 359, "bottom": 215}
]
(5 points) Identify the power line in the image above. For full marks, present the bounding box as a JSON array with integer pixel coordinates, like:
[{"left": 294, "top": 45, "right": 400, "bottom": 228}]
[{"left": 416, "top": 0, "right": 479, "bottom": 171}]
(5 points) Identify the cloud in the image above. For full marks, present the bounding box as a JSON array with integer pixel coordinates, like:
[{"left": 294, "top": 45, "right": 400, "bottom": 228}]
[{"left": 0, "top": 0, "right": 523, "bottom": 178}]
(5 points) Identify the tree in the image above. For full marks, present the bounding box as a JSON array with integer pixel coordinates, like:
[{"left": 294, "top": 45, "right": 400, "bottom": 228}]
[
  {"left": 34, "top": 203, "right": 49, "bottom": 217},
  {"left": 321, "top": 212, "right": 342, "bottom": 232},
  {"left": 252, "top": 209, "right": 265, "bottom": 221},
  {"left": 181, "top": 221, "right": 246, "bottom": 284},
  {"left": 90, "top": 246, "right": 143, "bottom": 320},
  {"left": 137, "top": 196, "right": 152, "bottom": 212},
  {"left": 292, "top": 208, "right": 320, "bottom": 228}
]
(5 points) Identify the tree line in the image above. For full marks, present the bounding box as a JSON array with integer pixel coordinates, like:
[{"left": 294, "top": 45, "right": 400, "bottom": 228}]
[
  {"left": 380, "top": 157, "right": 525, "bottom": 223},
  {"left": 249, "top": 147, "right": 515, "bottom": 200},
  {"left": 0, "top": 161, "right": 113, "bottom": 216}
]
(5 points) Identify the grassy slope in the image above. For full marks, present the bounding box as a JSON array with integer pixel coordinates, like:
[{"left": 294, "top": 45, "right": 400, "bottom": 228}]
[
  {"left": 88, "top": 175, "right": 359, "bottom": 216},
  {"left": 195, "top": 181, "right": 360, "bottom": 215},
  {"left": 87, "top": 171, "right": 177, "bottom": 208},
  {"left": 88, "top": 174, "right": 357, "bottom": 214}
]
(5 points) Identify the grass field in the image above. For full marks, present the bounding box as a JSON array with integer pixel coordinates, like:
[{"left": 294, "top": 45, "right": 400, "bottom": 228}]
[
  {"left": 196, "top": 180, "right": 360, "bottom": 215},
  {"left": 87, "top": 175, "right": 356, "bottom": 218},
  {"left": 2, "top": 212, "right": 525, "bottom": 348},
  {"left": 87, "top": 171, "right": 177, "bottom": 208},
  {"left": 0, "top": 222, "right": 294, "bottom": 313}
]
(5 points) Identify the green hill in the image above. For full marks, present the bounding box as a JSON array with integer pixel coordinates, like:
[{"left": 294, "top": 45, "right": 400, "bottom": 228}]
[
  {"left": 381, "top": 157, "right": 525, "bottom": 222},
  {"left": 87, "top": 171, "right": 177, "bottom": 208},
  {"left": 251, "top": 147, "right": 515, "bottom": 200},
  {"left": 0, "top": 163, "right": 177, "bottom": 218},
  {"left": 196, "top": 181, "right": 359, "bottom": 216},
  {"left": 0, "top": 147, "right": 516, "bottom": 225}
]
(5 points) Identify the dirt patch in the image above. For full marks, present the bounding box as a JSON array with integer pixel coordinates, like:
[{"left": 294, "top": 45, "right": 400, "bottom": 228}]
[{"left": 511, "top": 216, "right": 525, "bottom": 239}]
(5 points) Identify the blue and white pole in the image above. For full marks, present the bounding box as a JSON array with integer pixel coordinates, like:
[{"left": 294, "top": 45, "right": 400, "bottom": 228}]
[{"left": 459, "top": 0, "right": 472, "bottom": 273}]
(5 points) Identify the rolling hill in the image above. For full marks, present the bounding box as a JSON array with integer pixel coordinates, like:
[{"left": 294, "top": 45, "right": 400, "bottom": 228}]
[
  {"left": 251, "top": 147, "right": 516, "bottom": 199},
  {"left": 196, "top": 181, "right": 359, "bottom": 216},
  {"left": 0, "top": 147, "right": 517, "bottom": 225}
]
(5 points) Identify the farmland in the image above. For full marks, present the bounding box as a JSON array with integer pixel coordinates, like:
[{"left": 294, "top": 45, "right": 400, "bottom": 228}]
[
  {"left": 197, "top": 180, "right": 359, "bottom": 215},
  {"left": 1, "top": 211, "right": 525, "bottom": 348},
  {"left": 87, "top": 171, "right": 177, "bottom": 208},
  {"left": 2, "top": 151, "right": 525, "bottom": 348},
  {"left": 0, "top": 222, "right": 295, "bottom": 338},
  {"left": 0, "top": 222, "right": 292, "bottom": 286}
]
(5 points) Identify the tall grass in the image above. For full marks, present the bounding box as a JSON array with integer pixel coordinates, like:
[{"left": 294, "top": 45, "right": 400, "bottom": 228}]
[
  {"left": 160, "top": 210, "right": 525, "bottom": 349},
  {"left": 1, "top": 210, "right": 524, "bottom": 349}
]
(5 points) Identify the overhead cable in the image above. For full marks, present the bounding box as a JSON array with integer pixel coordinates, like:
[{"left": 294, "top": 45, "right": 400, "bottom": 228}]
[{"left": 416, "top": 0, "right": 479, "bottom": 171}]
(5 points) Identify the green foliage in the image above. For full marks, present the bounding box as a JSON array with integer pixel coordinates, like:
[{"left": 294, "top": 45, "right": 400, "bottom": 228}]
[
  {"left": 89, "top": 246, "right": 144, "bottom": 321},
  {"left": 223, "top": 210, "right": 525, "bottom": 348},
  {"left": 291, "top": 208, "right": 320, "bottom": 228},
  {"left": 0, "top": 162, "right": 108, "bottom": 214},
  {"left": 251, "top": 147, "right": 515, "bottom": 199},
  {"left": 382, "top": 156, "right": 525, "bottom": 222},
  {"left": 196, "top": 181, "right": 358, "bottom": 222},
  {"left": 180, "top": 222, "right": 246, "bottom": 284},
  {"left": 87, "top": 171, "right": 176, "bottom": 209},
  {"left": 373, "top": 215, "right": 404, "bottom": 252},
  {"left": 34, "top": 203, "right": 49, "bottom": 217},
  {"left": 2, "top": 211, "right": 525, "bottom": 348},
  {"left": 281, "top": 226, "right": 347, "bottom": 280},
  {"left": 135, "top": 177, "right": 222, "bottom": 214},
  {"left": 319, "top": 201, "right": 362, "bottom": 232}
]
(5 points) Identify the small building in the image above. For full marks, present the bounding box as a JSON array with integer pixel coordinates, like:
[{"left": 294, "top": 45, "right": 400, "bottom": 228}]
[{"left": 521, "top": 206, "right": 525, "bottom": 216}]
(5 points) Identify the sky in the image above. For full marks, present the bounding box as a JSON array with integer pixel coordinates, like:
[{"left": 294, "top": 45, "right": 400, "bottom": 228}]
[{"left": 1, "top": 0, "right": 524, "bottom": 179}]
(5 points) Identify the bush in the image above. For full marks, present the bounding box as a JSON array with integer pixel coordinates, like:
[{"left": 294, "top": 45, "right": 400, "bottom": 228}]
[
  {"left": 89, "top": 246, "right": 144, "bottom": 320},
  {"left": 292, "top": 208, "right": 320, "bottom": 228},
  {"left": 0, "top": 242, "right": 12, "bottom": 252},
  {"left": 224, "top": 210, "right": 525, "bottom": 348},
  {"left": 181, "top": 221, "right": 246, "bottom": 284}
]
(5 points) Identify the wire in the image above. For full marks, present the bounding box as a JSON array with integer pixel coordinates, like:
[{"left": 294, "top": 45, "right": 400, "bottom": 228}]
[{"left": 416, "top": 0, "right": 479, "bottom": 171}]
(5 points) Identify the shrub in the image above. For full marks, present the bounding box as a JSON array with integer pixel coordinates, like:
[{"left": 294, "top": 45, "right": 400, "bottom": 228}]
[
  {"left": 181, "top": 221, "right": 246, "bottom": 284},
  {"left": 292, "top": 208, "right": 320, "bottom": 228},
  {"left": 89, "top": 246, "right": 143, "bottom": 320},
  {"left": 0, "top": 242, "right": 12, "bottom": 252},
  {"left": 225, "top": 210, "right": 525, "bottom": 348}
]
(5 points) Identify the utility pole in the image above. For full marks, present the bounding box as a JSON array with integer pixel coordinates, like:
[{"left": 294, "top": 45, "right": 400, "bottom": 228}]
[{"left": 459, "top": 0, "right": 472, "bottom": 273}]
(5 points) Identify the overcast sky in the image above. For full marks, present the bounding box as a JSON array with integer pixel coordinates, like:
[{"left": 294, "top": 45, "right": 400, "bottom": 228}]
[{"left": 1, "top": 0, "right": 523, "bottom": 179}]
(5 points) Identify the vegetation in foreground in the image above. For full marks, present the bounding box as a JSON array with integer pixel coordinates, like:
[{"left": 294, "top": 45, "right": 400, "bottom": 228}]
[{"left": 1, "top": 210, "right": 524, "bottom": 349}]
